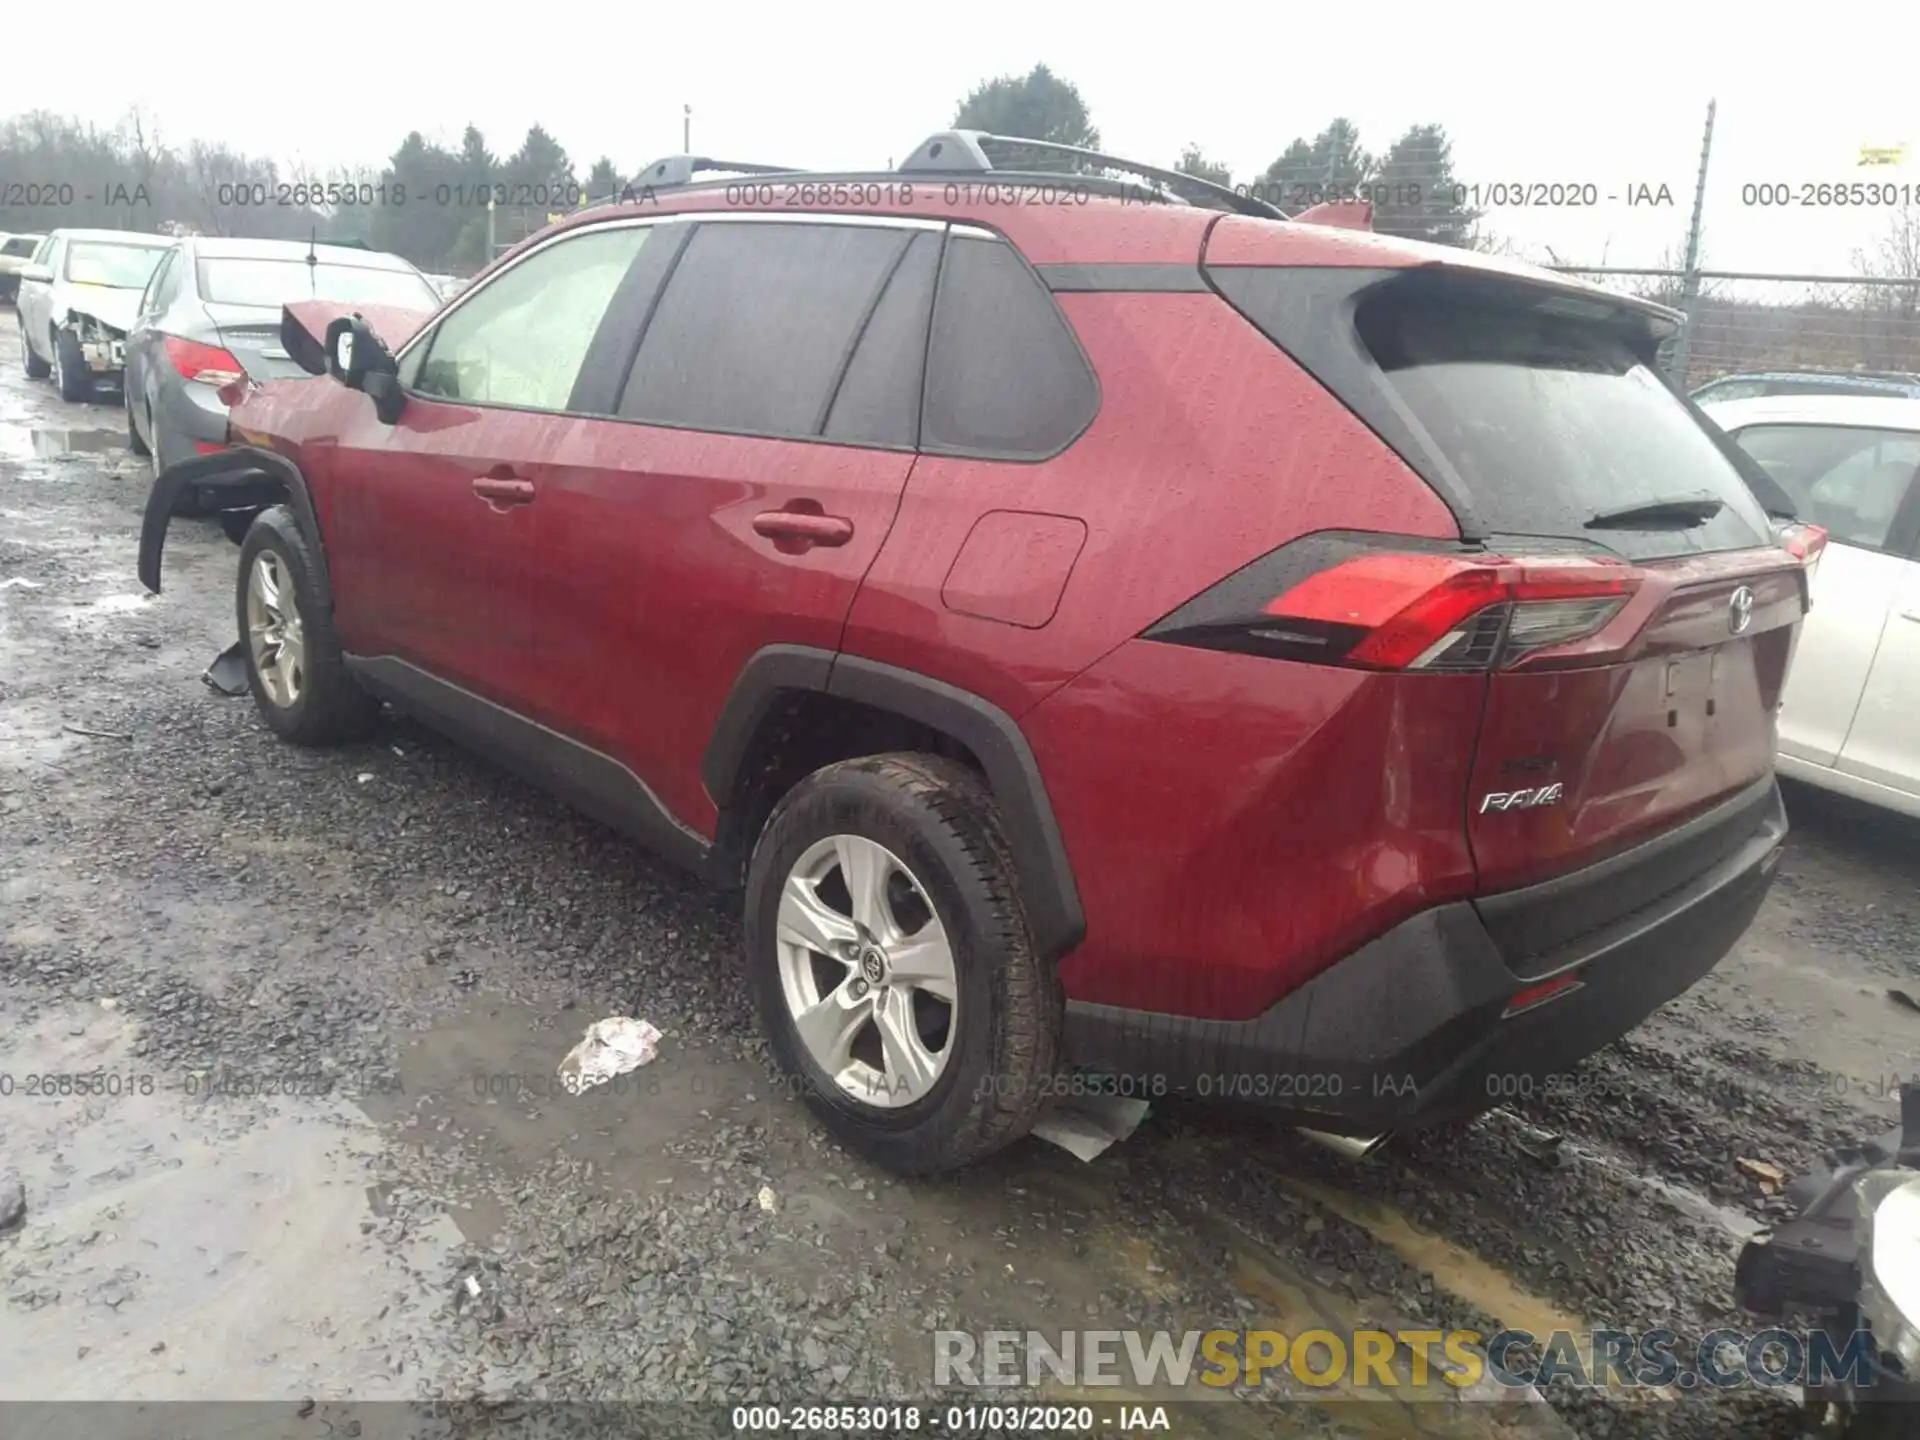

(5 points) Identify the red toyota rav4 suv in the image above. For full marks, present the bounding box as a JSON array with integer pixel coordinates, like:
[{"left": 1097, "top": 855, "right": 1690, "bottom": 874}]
[{"left": 140, "top": 133, "right": 1807, "bottom": 1174}]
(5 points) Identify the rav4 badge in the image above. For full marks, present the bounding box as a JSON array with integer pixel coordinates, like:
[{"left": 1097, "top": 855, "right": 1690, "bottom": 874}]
[{"left": 1479, "top": 782, "right": 1565, "bottom": 814}]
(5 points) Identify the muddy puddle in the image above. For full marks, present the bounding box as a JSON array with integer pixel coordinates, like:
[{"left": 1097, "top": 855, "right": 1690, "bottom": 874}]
[
  {"left": 0, "top": 1004, "right": 464, "bottom": 1401},
  {"left": 0, "top": 428, "right": 123, "bottom": 464}
]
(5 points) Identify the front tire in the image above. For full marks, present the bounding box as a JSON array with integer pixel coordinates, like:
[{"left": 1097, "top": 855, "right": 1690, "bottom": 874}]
[
  {"left": 235, "top": 506, "right": 379, "bottom": 745},
  {"left": 21, "top": 316, "right": 49, "bottom": 379},
  {"left": 744, "top": 753, "right": 1061, "bottom": 1174},
  {"left": 54, "top": 328, "right": 90, "bottom": 402}
]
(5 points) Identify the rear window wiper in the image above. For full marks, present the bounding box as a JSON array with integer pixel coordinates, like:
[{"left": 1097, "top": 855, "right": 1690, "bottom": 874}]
[{"left": 1586, "top": 495, "right": 1725, "bottom": 530}]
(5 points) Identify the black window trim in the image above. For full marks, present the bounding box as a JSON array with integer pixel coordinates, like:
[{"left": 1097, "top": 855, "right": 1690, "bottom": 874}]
[
  {"left": 811, "top": 228, "right": 918, "bottom": 438},
  {"left": 1724, "top": 421, "right": 1920, "bottom": 561}
]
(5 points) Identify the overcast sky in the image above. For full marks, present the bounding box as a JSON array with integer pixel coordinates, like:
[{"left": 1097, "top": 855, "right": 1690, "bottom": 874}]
[{"left": 13, "top": 1, "right": 1920, "bottom": 275}]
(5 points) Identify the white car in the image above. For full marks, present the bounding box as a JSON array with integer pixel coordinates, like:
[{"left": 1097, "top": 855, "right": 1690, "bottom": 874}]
[
  {"left": 1704, "top": 395, "right": 1920, "bottom": 816},
  {"left": 15, "top": 228, "right": 173, "bottom": 402}
]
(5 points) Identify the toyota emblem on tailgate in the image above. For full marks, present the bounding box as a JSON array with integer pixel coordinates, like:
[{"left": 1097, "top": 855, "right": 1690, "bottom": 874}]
[{"left": 1729, "top": 585, "right": 1755, "bottom": 635}]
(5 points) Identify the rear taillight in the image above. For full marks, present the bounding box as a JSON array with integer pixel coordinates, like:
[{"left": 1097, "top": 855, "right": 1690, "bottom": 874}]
[
  {"left": 1273, "top": 553, "right": 1638, "bottom": 670},
  {"left": 1771, "top": 519, "right": 1827, "bottom": 572},
  {"left": 163, "top": 335, "right": 244, "bottom": 387},
  {"left": 1146, "top": 540, "right": 1642, "bottom": 673}
]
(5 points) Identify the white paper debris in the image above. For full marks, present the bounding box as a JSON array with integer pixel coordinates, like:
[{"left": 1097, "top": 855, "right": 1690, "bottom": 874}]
[
  {"left": 464, "top": 1274, "right": 482, "bottom": 1299},
  {"left": 356, "top": 773, "right": 374, "bottom": 784},
  {"left": 1031, "top": 1093, "right": 1151, "bottom": 1162},
  {"left": 757, "top": 1186, "right": 777, "bottom": 1213},
  {"left": 557, "top": 1017, "right": 662, "bottom": 1095}
]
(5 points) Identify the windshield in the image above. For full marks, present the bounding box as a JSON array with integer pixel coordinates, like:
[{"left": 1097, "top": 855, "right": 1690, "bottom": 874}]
[
  {"left": 198, "top": 257, "right": 440, "bottom": 310},
  {"left": 64, "top": 242, "right": 168, "bottom": 289}
]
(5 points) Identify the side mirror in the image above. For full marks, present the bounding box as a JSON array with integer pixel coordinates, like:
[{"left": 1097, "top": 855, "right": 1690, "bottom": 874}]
[
  {"left": 19, "top": 264, "right": 52, "bottom": 285},
  {"left": 325, "top": 315, "right": 406, "bottom": 424}
]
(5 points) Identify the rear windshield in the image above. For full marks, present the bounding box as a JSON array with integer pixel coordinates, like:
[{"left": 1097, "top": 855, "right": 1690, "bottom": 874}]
[
  {"left": 3, "top": 237, "right": 40, "bottom": 258},
  {"left": 64, "top": 242, "right": 167, "bottom": 289},
  {"left": 198, "top": 257, "right": 439, "bottom": 310},
  {"left": 1355, "top": 289, "right": 1775, "bottom": 560}
]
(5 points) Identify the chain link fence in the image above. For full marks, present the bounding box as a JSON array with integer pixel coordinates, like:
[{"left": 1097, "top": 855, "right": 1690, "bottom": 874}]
[{"left": 1549, "top": 268, "right": 1920, "bottom": 390}]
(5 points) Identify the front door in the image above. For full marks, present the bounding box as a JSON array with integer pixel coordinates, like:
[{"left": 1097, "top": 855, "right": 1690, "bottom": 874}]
[{"left": 322, "top": 222, "right": 658, "bottom": 713}]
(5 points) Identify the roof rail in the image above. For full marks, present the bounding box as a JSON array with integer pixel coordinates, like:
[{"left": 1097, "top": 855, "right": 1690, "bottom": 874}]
[
  {"left": 630, "top": 154, "right": 802, "bottom": 190},
  {"left": 899, "top": 130, "right": 1285, "bottom": 221}
]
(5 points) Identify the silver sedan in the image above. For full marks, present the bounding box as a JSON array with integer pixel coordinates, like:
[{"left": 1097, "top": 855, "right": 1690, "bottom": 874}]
[{"left": 124, "top": 236, "right": 440, "bottom": 474}]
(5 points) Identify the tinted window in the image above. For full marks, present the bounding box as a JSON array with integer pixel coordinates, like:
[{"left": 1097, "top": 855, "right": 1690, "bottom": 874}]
[
  {"left": 3, "top": 237, "right": 39, "bottom": 258},
  {"left": 198, "top": 258, "right": 439, "bottom": 309},
  {"left": 1729, "top": 424, "right": 1920, "bottom": 551},
  {"left": 618, "top": 221, "right": 912, "bottom": 438},
  {"left": 1354, "top": 286, "right": 1774, "bottom": 559},
  {"left": 413, "top": 225, "right": 652, "bottom": 412},
  {"left": 824, "top": 230, "right": 940, "bottom": 448},
  {"left": 63, "top": 242, "right": 167, "bottom": 289},
  {"left": 921, "top": 236, "right": 1097, "bottom": 458}
]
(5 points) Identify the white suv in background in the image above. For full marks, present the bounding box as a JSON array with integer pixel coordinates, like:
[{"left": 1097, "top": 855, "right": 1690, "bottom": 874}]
[{"left": 1704, "top": 394, "right": 1920, "bottom": 817}]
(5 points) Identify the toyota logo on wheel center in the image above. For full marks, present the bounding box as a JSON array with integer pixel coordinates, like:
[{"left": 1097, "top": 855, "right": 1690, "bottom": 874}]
[{"left": 860, "top": 947, "right": 887, "bottom": 983}]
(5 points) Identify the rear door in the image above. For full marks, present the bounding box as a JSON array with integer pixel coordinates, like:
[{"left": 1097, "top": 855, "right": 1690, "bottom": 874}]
[
  {"left": 1720, "top": 421, "right": 1920, "bottom": 765},
  {"left": 531, "top": 215, "right": 937, "bottom": 835}
]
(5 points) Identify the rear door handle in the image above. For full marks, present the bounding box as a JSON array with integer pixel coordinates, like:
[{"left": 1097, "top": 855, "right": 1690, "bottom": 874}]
[
  {"left": 472, "top": 475, "right": 535, "bottom": 508},
  {"left": 751, "top": 510, "right": 853, "bottom": 547},
  {"left": 1901, "top": 608, "right": 1920, "bottom": 623}
]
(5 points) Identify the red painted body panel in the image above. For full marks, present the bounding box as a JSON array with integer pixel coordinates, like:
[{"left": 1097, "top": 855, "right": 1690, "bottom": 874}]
[
  {"left": 1463, "top": 554, "right": 1804, "bottom": 891},
  {"left": 839, "top": 290, "right": 1459, "bottom": 722},
  {"left": 940, "top": 512, "right": 1088, "bottom": 629},
  {"left": 1026, "top": 641, "right": 1484, "bottom": 1018},
  {"left": 530, "top": 425, "right": 912, "bottom": 836}
]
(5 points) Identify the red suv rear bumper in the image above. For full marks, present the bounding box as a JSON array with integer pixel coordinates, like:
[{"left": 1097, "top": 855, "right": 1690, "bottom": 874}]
[{"left": 1062, "top": 780, "right": 1787, "bottom": 1134}]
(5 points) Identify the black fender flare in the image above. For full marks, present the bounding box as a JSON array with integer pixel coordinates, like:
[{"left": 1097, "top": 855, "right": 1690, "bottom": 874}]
[
  {"left": 704, "top": 646, "right": 1087, "bottom": 964},
  {"left": 138, "top": 446, "right": 333, "bottom": 609}
]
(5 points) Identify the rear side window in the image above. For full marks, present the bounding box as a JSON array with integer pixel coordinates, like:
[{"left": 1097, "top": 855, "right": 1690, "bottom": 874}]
[
  {"left": 618, "top": 221, "right": 914, "bottom": 440},
  {"left": 1354, "top": 284, "right": 1774, "bottom": 559},
  {"left": 1728, "top": 424, "right": 1920, "bottom": 552},
  {"left": 824, "top": 230, "right": 941, "bottom": 448},
  {"left": 921, "top": 236, "right": 1097, "bottom": 459}
]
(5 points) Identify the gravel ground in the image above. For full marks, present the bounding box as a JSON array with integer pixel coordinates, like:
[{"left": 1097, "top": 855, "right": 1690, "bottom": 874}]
[{"left": 4, "top": 318, "right": 1919, "bottom": 1439}]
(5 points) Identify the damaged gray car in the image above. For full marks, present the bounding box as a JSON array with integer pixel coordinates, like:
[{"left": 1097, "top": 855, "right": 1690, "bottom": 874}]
[{"left": 15, "top": 228, "right": 172, "bottom": 402}]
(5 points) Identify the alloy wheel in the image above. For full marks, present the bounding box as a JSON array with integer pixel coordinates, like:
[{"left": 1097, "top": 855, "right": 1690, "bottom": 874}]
[
  {"left": 775, "top": 833, "right": 958, "bottom": 1109},
  {"left": 245, "top": 551, "right": 305, "bottom": 707}
]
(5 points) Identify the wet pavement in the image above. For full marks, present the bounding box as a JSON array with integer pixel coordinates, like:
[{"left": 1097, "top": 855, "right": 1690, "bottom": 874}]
[{"left": 3, "top": 317, "right": 1920, "bottom": 1438}]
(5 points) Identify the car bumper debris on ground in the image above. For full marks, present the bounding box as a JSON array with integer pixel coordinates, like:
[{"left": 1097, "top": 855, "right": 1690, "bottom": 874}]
[{"left": 5, "top": 321, "right": 1920, "bottom": 1437}]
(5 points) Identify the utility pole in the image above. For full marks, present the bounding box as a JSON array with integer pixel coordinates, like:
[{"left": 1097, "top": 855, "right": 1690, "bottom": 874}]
[
  {"left": 1671, "top": 99, "right": 1716, "bottom": 385},
  {"left": 684, "top": 105, "right": 692, "bottom": 154}
]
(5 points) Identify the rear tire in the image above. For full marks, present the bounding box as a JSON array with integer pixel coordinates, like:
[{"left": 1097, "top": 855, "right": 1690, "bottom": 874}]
[
  {"left": 235, "top": 506, "right": 379, "bottom": 746},
  {"left": 54, "top": 328, "right": 90, "bottom": 402},
  {"left": 744, "top": 753, "right": 1061, "bottom": 1174},
  {"left": 21, "top": 316, "right": 49, "bottom": 379}
]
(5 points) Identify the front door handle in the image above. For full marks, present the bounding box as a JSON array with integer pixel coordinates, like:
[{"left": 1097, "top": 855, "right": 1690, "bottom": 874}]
[
  {"left": 472, "top": 475, "right": 535, "bottom": 508},
  {"left": 1901, "top": 607, "right": 1920, "bottom": 623},
  {"left": 751, "top": 510, "right": 853, "bottom": 547}
]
